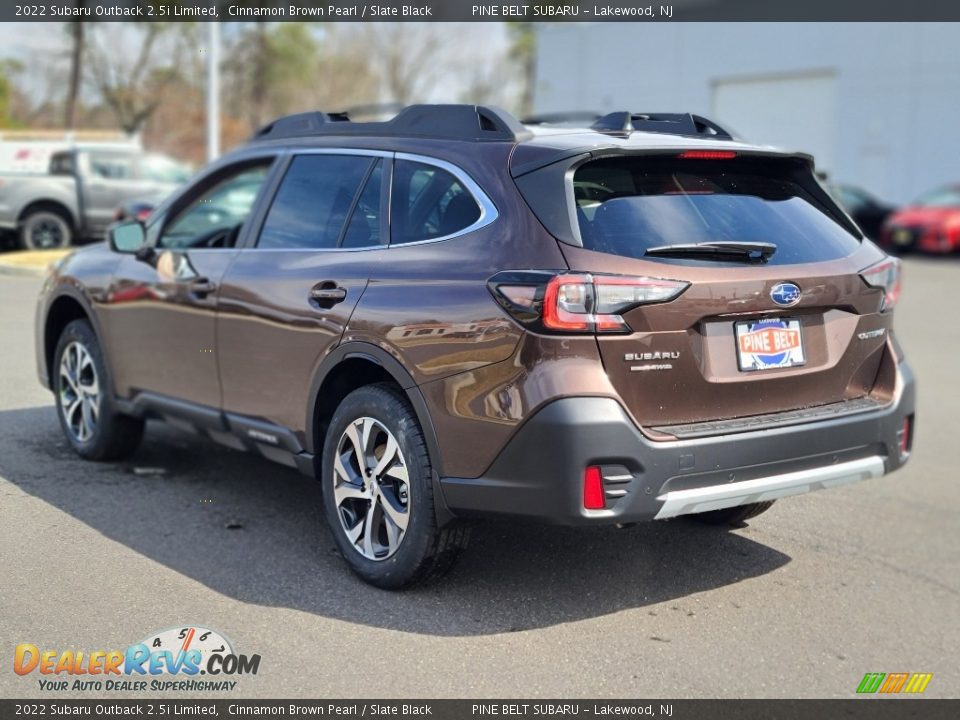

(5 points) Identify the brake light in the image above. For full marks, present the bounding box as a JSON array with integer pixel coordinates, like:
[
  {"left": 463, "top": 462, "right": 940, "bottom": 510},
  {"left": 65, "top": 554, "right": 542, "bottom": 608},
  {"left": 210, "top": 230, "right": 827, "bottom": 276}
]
[
  {"left": 490, "top": 271, "right": 689, "bottom": 334},
  {"left": 583, "top": 466, "right": 605, "bottom": 510},
  {"left": 677, "top": 150, "right": 737, "bottom": 160},
  {"left": 860, "top": 258, "right": 902, "bottom": 311}
]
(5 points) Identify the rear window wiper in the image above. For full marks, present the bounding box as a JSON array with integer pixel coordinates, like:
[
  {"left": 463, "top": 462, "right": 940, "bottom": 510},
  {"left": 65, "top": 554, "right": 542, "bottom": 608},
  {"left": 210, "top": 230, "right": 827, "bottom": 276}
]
[{"left": 645, "top": 241, "right": 777, "bottom": 263}]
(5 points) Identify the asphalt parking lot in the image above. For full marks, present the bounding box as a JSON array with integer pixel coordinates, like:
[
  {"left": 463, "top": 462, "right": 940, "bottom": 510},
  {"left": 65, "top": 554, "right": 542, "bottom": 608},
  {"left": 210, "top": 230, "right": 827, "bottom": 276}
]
[{"left": 0, "top": 257, "right": 957, "bottom": 699}]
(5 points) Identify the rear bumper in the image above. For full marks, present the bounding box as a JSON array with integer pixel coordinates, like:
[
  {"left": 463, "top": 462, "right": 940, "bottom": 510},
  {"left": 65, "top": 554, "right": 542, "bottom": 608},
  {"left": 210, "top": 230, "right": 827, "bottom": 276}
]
[{"left": 439, "top": 361, "right": 915, "bottom": 525}]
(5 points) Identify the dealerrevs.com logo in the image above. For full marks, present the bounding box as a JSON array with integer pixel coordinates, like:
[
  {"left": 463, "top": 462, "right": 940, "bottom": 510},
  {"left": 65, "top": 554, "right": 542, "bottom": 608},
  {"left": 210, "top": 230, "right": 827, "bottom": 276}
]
[{"left": 14, "top": 626, "right": 261, "bottom": 692}]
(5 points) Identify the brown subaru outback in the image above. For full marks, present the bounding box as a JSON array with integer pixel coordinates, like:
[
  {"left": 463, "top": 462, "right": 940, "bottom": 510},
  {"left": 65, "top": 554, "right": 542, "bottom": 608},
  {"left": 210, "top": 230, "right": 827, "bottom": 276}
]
[{"left": 35, "top": 105, "right": 915, "bottom": 588}]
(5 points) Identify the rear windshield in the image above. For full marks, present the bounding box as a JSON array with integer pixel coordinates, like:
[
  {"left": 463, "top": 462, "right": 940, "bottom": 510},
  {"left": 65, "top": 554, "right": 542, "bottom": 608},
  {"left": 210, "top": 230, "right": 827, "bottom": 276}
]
[{"left": 573, "top": 156, "right": 861, "bottom": 265}]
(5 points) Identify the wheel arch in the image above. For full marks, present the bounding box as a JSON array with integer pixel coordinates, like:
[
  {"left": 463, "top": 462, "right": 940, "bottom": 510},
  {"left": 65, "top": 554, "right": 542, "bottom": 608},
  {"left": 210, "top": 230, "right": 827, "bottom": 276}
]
[
  {"left": 43, "top": 289, "right": 108, "bottom": 388},
  {"left": 306, "top": 342, "right": 455, "bottom": 526},
  {"left": 306, "top": 342, "right": 443, "bottom": 471},
  {"left": 18, "top": 199, "right": 78, "bottom": 230}
]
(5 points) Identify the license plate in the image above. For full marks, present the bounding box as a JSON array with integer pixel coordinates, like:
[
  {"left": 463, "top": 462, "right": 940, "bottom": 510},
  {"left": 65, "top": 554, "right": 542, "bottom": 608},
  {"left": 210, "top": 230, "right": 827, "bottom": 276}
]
[
  {"left": 735, "top": 317, "right": 806, "bottom": 372},
  {"left": 893, "top": 228, "right": 913, "bottom": 246}
]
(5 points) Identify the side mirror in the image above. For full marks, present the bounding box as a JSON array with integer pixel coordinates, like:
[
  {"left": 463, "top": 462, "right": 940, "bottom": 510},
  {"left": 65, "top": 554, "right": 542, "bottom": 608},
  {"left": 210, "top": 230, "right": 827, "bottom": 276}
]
[{"left": 109, "top": 221, "right": 147, "bottom": 254}]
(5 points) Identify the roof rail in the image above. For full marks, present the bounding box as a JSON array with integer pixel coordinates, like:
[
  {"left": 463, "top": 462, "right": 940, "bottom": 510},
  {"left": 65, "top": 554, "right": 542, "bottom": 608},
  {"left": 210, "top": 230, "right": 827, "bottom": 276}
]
[
  {"left": 521, "top": 111, "right": 601, "bottom": 127},
  {"left": 591, "top": 112, "right": 737, "bottom": 140},
  {"left": 251, "top": 104, "right": 532, "bottom": 143}
]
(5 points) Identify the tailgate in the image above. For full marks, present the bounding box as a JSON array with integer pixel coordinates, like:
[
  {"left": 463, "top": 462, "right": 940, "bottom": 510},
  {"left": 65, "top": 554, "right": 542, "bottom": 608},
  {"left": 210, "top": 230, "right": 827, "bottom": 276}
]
[{"left": 557, "top": 152, "right": 895, "bottom": 430}]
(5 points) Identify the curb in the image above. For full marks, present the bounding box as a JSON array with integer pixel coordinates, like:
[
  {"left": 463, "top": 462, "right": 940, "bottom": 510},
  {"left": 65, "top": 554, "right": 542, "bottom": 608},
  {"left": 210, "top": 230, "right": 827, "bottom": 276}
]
[
  {"left": 0, "top": 262, "right": 47, "bottom": 278},
  {"left": 0, "top": 249, "right": 73, "bottom": 278}
]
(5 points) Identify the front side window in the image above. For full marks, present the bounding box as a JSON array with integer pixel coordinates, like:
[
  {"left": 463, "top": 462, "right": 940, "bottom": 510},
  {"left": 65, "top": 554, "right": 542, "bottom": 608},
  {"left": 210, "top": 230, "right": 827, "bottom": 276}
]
[
  {"left": 159, "top": 162, "right": 271, "bottom": 249},
  {"left": 258, "top": 155, "right": 373, "bottom": 250},
  {"left": 390, "top": 160, "right": 481, "bottom": 245}
]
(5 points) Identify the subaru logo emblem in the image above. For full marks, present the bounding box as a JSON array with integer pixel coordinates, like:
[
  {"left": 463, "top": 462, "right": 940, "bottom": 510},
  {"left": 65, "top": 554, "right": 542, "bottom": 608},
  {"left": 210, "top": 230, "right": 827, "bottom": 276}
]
[{"left": 770, "top": 282, "right": 802, "bottom": 307}]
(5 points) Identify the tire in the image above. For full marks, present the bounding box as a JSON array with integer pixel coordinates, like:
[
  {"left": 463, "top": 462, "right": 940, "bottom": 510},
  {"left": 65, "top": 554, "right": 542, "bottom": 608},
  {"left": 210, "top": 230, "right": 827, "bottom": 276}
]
[
  {"left": 689, "top": 501, "right": 775, "bottom": 527},
  {"left": 320, "top": 383, "right": 469, "bottom": 589},
  {"left": 53, "top": 319, "right": 144, "bottom": 461},
  {"left": 19, "top": 208, "right": 73, "bottom": 250}
]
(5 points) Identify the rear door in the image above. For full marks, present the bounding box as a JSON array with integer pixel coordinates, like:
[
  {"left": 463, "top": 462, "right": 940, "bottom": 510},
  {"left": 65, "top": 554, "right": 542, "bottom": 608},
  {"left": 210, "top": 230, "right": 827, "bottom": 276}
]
[
  {"left": 564, "top": 153, "right": 892, "bottom": 429},
  {"left": 216, "top": 151, "right": 388, "bottom": 436}
]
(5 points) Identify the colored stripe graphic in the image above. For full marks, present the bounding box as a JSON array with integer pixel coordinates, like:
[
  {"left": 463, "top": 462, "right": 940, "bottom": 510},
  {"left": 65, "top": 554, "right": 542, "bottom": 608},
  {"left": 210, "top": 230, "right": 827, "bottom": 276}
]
[
  {"left": 857, "top": 673, "right": 885, "bottom": 693},
  {"left": 856, "top": 672, "right": 932, "bottom": 694},
  {"left": 880, "top": 672, "right": 909, "bottom": 693},
  {"left": 903, "top": 673, "right": 933, "bottom": 693}
]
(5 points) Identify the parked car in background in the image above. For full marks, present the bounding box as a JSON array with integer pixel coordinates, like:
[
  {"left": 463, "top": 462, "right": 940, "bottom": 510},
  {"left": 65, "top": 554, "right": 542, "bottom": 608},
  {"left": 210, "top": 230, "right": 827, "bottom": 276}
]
[
  {"left": 113, "top": 193, "right": 166, "bottom": 224},
  {"left": 0, "top": 146, "right": 190, "bottom": 249},
  {"left": 881, "top": 184, "right": 960, "bottom": 253},
  {"left": 827, "top": 183, "right": 896, "bottom": 242}
]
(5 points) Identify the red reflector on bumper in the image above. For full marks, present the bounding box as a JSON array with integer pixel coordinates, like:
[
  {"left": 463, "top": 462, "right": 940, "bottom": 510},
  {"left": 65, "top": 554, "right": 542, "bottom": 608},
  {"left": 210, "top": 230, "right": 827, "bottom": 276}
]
[
  {"left": 583, "top": 466, "right": 605, "bottom": 510},
  {"left": 899, "top": 416, "right": 912, "bottom": 457}
]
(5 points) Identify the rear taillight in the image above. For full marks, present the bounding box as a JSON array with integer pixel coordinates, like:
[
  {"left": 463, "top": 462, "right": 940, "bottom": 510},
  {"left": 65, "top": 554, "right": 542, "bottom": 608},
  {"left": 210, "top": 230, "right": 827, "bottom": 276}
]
[
  {"left": 860, "top": 258, "right": 902, "bottom": 312},
  {"left": 489, "top": 271, "right": 689, "bottom": 334}
]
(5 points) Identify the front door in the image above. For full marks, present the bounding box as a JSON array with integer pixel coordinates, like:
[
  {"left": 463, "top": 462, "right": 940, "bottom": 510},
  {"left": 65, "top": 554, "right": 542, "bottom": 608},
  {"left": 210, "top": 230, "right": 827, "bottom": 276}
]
[{"left": 98, "top": 159, "right": 276, "bottom": 409}]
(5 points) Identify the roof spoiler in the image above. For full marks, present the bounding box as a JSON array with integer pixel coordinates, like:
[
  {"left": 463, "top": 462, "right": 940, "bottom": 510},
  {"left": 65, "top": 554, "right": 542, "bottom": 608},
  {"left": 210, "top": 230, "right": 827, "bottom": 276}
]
[{"left": 591, "top": 112, "right": 738, "bottom": 141}]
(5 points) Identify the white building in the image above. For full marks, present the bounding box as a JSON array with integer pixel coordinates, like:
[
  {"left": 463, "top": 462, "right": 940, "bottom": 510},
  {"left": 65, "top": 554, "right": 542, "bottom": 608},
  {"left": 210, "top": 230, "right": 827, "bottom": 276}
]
[{"left": 534, "top": 23, "right": 960, "bottom": 204}]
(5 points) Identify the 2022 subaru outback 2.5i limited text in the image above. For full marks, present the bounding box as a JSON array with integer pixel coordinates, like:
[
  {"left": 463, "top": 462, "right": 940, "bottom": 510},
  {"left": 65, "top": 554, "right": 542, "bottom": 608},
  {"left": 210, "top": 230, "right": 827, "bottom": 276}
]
[{"left": 36, "top": 105, "right": 915, "bottom": 588}]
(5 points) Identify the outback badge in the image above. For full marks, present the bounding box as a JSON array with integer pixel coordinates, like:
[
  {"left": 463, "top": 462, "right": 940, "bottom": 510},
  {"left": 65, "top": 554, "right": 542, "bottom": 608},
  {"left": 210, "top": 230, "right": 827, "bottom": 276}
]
[{"left": 770, "top": 282, "right": 802, "bottom": 307}]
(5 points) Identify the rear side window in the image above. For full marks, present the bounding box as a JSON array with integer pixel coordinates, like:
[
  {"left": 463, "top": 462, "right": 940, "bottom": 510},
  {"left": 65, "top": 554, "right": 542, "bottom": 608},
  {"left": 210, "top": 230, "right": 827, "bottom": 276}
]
[
  {"left": 391, "top": 160, "right": 481, "bottom": 245},
  {"left": 573, "top": 156, "right": 861, "bottom": 265},
  {"left": 258, "top": 155, "right": 372, "bottom": 250},
  {"left": 341, "top": 160, "right": 384, "bottom": 249}
]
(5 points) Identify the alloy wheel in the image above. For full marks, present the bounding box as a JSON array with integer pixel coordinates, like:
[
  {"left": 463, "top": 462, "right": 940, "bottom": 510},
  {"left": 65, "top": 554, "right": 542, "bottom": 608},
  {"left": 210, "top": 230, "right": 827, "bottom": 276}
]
[
  {"left": 30, "top": 218, "right": 65, "bottom": 249},
  {"left": 332, "top": 416, "right": 411, "bottom": 561},
  {"left": 59, "top": 341, "right": 100, "bottom": 443}
]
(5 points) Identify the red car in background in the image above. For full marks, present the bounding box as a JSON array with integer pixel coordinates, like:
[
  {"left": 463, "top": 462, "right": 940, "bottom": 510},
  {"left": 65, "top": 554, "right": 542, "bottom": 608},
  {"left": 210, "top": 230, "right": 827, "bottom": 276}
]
[{"left": 882, "top": 184, "right": 960, "bottom": 253}]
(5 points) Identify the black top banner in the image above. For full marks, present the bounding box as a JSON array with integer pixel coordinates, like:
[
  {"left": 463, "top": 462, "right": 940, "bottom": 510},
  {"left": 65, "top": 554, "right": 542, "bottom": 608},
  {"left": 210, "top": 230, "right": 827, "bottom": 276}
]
[{"left": 4, "top": 0, "right": 960, "bottom": 22}]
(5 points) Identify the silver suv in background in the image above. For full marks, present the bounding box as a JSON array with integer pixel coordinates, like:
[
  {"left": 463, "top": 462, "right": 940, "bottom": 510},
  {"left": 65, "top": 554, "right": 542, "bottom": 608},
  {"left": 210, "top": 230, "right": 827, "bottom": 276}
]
[{"left": 0, "top": 146, "right": 190, "bottom": 249}]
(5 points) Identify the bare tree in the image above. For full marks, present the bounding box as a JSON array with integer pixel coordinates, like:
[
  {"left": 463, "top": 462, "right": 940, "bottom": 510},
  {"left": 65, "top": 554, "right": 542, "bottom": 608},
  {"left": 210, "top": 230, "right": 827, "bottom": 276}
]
[
  {"left": 363, "top": 24, "right": 450, "bottom": 105},
  {"left": 311, "top": 25, "right": 380, "bottom": 111},
  {"left": 64, "top": 10, "right": 86, "bottom": 129},
  {"left": 224, "top": 23, "right": 322, "bottom": 131},
  {"left": 507, "top": 22, "right": 537, "bottom": 117},
  {"left": 87, "top": 23, "right": 193, "bottom": 135}
]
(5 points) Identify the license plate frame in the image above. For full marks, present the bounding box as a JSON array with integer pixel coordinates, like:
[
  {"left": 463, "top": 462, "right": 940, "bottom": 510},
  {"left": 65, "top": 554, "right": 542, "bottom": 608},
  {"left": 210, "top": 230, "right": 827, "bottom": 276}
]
[{"left": 735, "top": 317, "right": 806, "bottom": 372}]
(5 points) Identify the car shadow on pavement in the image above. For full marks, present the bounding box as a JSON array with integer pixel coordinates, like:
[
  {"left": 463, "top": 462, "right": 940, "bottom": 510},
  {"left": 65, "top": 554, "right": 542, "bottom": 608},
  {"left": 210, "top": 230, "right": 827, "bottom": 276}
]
[{"left": 0, "top": 406, "right": 791, "bottom": 636}]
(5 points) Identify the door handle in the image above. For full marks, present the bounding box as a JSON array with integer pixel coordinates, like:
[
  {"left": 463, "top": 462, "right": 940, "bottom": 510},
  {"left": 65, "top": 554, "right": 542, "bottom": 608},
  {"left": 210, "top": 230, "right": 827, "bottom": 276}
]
[
  {"left": 189, "top": 278, "right": 218, "bottom": 298},
  {"left": 309, "top": 283, "right": 347, "bottom": 308}
]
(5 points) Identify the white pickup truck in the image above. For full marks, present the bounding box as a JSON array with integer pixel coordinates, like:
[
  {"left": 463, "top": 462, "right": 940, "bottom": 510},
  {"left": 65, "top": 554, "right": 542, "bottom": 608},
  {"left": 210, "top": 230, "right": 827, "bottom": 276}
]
[{"left": 0, "top": 145, "right": 190, "bottom": 249}]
